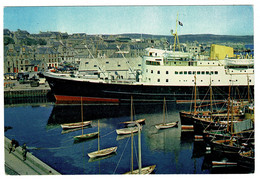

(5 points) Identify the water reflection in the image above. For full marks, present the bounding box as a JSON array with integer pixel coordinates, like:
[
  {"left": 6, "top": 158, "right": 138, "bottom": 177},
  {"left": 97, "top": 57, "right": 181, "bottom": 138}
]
[{"left": 4, "top": 101, "right": 252, "bottom": 174}]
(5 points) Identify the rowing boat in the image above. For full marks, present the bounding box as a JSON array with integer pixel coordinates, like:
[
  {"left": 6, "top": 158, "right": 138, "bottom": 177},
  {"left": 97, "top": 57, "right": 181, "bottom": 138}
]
[{"left": 61, "top": 121, "right": 91, "bottom": 129}]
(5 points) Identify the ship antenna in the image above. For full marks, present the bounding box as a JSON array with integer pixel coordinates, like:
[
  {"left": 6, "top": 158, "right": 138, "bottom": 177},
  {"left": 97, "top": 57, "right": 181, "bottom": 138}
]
[{"left": 171, "top": 13, "right": 181, "bottom": 52}]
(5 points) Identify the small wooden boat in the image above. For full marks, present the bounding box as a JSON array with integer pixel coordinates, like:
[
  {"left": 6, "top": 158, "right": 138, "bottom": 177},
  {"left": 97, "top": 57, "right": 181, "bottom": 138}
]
[
  {"left": 116, "top": 126, "right": 141, "bottom": 135},
  {"left": 121, "top": 118, "right": 146, "bottom": 124},
  {"left": 74, "top": 132, "right": 99, "bottom": 141},
  {"left": 155, "top": 121, "right": 178, "bottom": 129},
  {"left": 87, "top": 120, "right": 117, "bottom": 159},
  {"left": 124, "top": 165, "right": 156, "bottom": 174},
  {"left": 61, "top": 121, "right": 91, "bottom": 129},
  {"left": 155, "top": 97, "right": 179, "bottom": 130},
  {"left": 88, "top": 146, "right": 118, "bottom": 158}
]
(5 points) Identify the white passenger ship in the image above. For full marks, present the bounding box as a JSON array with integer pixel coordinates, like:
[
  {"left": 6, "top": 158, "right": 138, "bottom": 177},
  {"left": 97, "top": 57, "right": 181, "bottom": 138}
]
[
  {"left": 44, "top": 46, "right": 254, "bottom": 103},
  {"left": 44, "top": 15, "right": 254, "bottom": 103}
]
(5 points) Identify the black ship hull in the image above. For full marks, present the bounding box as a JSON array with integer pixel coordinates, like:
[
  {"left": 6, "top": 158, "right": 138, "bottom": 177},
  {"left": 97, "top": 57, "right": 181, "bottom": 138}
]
[{"left": 44, "top": 74, "right": 254, "bottom": 103}]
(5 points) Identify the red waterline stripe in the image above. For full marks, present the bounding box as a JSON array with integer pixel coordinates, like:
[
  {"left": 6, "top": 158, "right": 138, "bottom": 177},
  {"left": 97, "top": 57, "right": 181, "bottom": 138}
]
[{"left": 55, "top": 95, "right": 120, "bottom": 103}]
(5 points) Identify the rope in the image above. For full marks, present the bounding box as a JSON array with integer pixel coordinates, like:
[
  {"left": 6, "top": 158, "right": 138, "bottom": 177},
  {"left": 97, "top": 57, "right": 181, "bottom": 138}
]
[
  {"left": 113, "top": 136, "right": 131, "bottom": 174},
  {"left": 100, "top": 129, "right": 116, "bottom": 138}
]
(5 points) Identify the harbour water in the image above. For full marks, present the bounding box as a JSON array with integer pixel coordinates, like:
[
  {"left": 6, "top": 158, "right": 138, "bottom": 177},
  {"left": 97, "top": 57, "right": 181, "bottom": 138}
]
[{"left": 4, "top": 101, "right": 253, "bottom": 174}]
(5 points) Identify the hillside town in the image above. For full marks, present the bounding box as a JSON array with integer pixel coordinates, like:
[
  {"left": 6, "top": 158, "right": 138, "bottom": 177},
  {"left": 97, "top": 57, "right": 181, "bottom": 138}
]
[{"left": 4, "top": 29, "right": 253, "bottom": 77}]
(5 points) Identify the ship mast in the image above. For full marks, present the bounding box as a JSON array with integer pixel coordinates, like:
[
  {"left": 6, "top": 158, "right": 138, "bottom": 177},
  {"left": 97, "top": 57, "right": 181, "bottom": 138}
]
[{"left": 171, "top": 13, "right": 181, "bottom": 52}]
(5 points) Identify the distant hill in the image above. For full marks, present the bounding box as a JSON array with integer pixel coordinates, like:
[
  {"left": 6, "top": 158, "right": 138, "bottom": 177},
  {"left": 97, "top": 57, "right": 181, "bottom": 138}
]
[{"left": 116, "top": 33, "right": 254, "bottom": 44}]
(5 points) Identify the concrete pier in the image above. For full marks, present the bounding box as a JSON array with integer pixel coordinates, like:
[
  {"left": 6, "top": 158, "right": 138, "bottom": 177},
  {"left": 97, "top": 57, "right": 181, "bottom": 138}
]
[
  {"left": 4, "top": 137, "right": 60, "bottom": 175},
  {"left": 4, "top": 80, "right": 51, "bottom": 98}
]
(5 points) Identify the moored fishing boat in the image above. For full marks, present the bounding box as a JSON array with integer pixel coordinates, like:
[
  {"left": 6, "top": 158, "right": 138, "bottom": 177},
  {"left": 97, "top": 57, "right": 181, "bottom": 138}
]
[
  {"left": 121, "top": 118, "right": 146, "bottom": 125},
  {"left": 116, "top": 126, "right": 140, "bottom": 135},
  {"left": 88, "top": 146, "right": 118, "bottom": 158},
  {"left": 74, "top": 132, "right": 99, "bottom": 141},
  {"left": 61, "top": 121, "right": 91, "bottom": 129},
  {"left": 124, "top": 165, "right": 156, "bottom": 174},
  {"left": 155, "top": 97, "right": 179, "bottom": 129},
  {"left": 87, "top": 120, "right": 118, "bottom": 158}
]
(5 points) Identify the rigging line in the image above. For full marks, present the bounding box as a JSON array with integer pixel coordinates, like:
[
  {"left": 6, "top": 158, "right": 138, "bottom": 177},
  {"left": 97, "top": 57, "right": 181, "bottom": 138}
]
[
  {"left": 29, "top": 145, "right": 73, "bottom": 150},
  {"left": 133, "top": 135, "right": 138, "bottom": 166},
  {"left": 113, "top": 136, "right": 131, "bottom": 174},
  {"left": 100, "top": 129, "right": 116, "bottom": 138},
  {"left": 197, "top": 87, "right": 210, "bottom": 109},
  {"left": 238, "top": 131, "right": 254, "bottom": 153},
  {"left": 190, "top": 84, "right": 195, "bottom": 112}
]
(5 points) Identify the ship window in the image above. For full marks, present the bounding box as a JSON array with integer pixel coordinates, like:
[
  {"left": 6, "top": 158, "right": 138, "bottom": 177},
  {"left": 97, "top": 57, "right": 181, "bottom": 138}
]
[
  {"left": 215, "top": 71, "right": 218, "bottom": 74},
  {"left": 166, "top": 79, "right": 169, "bottom": 82},
  {"left": 157, "top": 71, "right": 160, "bottom": 74},
  {"left": 174, "top": 62, "right": 176, "bottom": 64},
  {"left": 106, "top": 61, "right": 109, "bottom": 64},
  {"left": 118, "top": 64, "right": 121, "bottom": 67},
  {"left": 206, "top": 71, "right": 209, "bottom": 75},
  {"left": 184, "top": 71, "right": 187, "bottom": 75},
  {"left": 193, "top": 71, "right": 196, "bottom": 74},
  {"left": 94, "top": 65, "right": 97, "bottom": 67},
  {"left": 188, "top": 71, "right": 192, "bottom": 74},
  {"left": 175, "top": 71, "right": 178, "bottom": 74},
  {"left": 197, "top": 71, "right": 200, "bottom": 75},
  {"left": 202, "top": 71, "right": 205, "bottom": 75},
  {"left": 218, "top": 80, "right": 220, "bottom": 82},
  {"left": 250, "top": 80, "right": 252, "bottom": 82},
  {"left": 85, "top": 62, "right": 89, "bottom": 64},
  {"left": 180, "top": 71, "right": 183, "bottom": 74},
  {"left": 201, "top": 80, "right": 203, "bottom": 82},
  {"left": 149, "top": 52, "right": 152, "bottom": 56},
  {"left": 138, "top": 64, "right": 141, "bottom": 67},
  {"left": 166, "top": 71, "right": 169, "bottom": 74},
  {"left": 151, "top": 70, "right": 153, "bottom": 73},
  {"left": 158, "top": 79, "right": 160, "bottom": 82},
  {"left": 146, "top": 69, "right": 148, "bottom": 72}
]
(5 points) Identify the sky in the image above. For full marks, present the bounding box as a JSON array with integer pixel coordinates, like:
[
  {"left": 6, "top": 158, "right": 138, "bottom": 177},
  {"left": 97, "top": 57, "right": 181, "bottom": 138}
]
[{"left": 3, "top": 5, "right": 254, "bottom": 36}]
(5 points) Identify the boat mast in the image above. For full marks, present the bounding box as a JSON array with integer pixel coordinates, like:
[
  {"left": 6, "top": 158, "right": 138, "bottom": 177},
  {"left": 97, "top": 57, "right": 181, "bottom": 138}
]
[
  {"left": 131, "top": 96, "right": 133, "bottom": 173},
  {"left": 98, "top": 120, "right": 100, "bottom": 151},
  {"left": 163, "top": 97, "right": 166, "bottom": 124},
  {"left": 247, "top": 74, "right": 251, "bottom": 103},
  {"left": 194, "top": 74, "right": 197, "bottom": 114},
  {"left": 210, "top": 77, "right": 213, "bottom": 122},
  {"left": 230, "top": 98, "right": 234, "bottom": 146},
  {"left": 171, "top": 13, "right": 181, "bottom": 52},
  {"left": 226, "top": 84, "right": 231, "bottom": 132},
  {"left": 81, "top": 96, "right": 83, "bottom": 135}
]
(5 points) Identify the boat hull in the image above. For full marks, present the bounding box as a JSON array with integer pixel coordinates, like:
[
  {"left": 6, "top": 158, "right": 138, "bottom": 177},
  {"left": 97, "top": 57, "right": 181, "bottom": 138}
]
[
  {"left": 44, "top": 73, "right": 253, "bottom": 103},
  {"left": 124, "top": 165, "right": 156, "bottom": 174},
  {"left": 116, "top": 127, "right": 140, "bottom": 135},
  {"left": 74, "top": 132, "right": 99, "bottom": 140},
  {"left": 88, "top": 146, "right": 117, "bottom": 158},
  {"left": 193, "top": 117, "right": 227, "bottom": 134},
  {"left": 155, "top": 121, "right": 178, "bottom": 129},
  {"left": 61, "top": 121, "right": 91, "bottom": 129}
]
